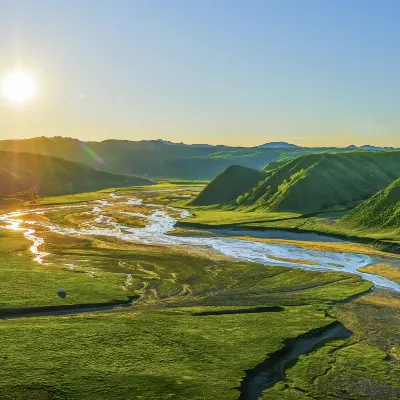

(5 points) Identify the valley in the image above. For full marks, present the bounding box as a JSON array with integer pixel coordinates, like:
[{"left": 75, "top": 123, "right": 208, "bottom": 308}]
[
  {"left": 0, "top": 185, "right": 399, "bottom": 399},
  {"left": 2, "top": 2, "right": 400, "bottom": 398},
  {"left": 182, "top": 150, "right": 400, "bottom": 256}
]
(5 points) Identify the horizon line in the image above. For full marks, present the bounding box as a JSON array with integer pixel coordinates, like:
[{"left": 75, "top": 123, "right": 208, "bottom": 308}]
[{"left": 0, "top": 135, "right": 399, "bottom": 149}]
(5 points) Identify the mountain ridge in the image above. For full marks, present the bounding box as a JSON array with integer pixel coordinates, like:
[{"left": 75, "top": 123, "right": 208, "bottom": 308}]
[{"left": 0, "top": 136, "right": 398, "bottom": 180}]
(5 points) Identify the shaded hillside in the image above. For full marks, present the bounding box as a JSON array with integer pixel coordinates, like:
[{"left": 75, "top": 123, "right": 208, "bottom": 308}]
[
  {"left": 0, "top": 136, "right": 365, "bottom": 180},
  {"left": 190, "top": 165, "right": 266, "bottom": 206},
  {"left": 193, "top": 151, "right": 400, "bottom": 213},
  {"left": 0, "top": 151, "right": 153, "bottom": 198},
  {"left": 340, "top": 178, "right": 400, "bottom": 231}
]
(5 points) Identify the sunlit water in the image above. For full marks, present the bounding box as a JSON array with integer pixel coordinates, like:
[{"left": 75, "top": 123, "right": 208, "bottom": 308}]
[{"left": 0, "top": 193, "right": 399, "bottom": 292}]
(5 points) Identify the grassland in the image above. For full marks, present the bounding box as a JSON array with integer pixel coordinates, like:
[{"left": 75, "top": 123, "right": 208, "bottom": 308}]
[
  {"left": 0, "top": 305, "right": 339, "bottom": 400},
  {"left": 341, "top": 177, "right": 400, "bottom": 232},
  {"left": 358, "top": 264, "right": 400, "bottom": 284},
  {"left": 0, "top": 230, "right": 135, "bottom": 308},
  {"left": 260, "top": 290, "right": 400, "bottom": 400},
  {"left": 0, "top": 186, "right": 398, "bottom": 399}
]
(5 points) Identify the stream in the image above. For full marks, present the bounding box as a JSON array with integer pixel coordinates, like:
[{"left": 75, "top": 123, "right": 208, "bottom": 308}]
[
  {"left": 237, "top": 321, "right": 352, "bottom": 399},
  {"left": 0, "top": 191, "right": 398, "bottom": 398},
  {"left": 0, "top": 192, "right": 399, "bottom": 292}
]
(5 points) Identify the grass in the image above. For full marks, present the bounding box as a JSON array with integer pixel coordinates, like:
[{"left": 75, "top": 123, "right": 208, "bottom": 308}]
[
  {"left": 358, "top": 264, "right": 400, "bottom": 284},
  {"left": 340, "top": 177, "right": 400, "bottom": 234},
  {"left": 260, "top": 290, "right": 400, "bottom": 400},
  {"left": 39, "top": 183, "right": 201, "bottom": 206},
  {"left": 0, "top": 186, "right": 373, "bottom": 310},
  {"left": 40, "top": 230, "right": 373, "bottom": 308},
  {"left": 178, "top": 206, "right": 400, "bottom": 252},
  {"left": 0, "top": 305, "right": 333, "bottom": 400},
  {"left": 0, "top": 186, "right": 398, "bottom": 399},
  {"left": 40, "top": 192, "right": 112, "bottom": 206},
  {"left": 0, "top": 231, "right": 134, "bottom": 308},
  {"left": 155, "top": 179, "right": 210, "bottom": 185},
  {"left": 191, "top": 150, "right": 400, "bottom": 214},
  {"left": 178, "top": 208, "right": 300, "bottom": 226},
  {"left": 190, "top": 165, "right": 266, "bottom": 206}
]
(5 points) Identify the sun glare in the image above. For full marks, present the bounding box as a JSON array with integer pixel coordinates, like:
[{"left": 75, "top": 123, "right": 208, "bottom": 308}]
[{"left": 1, "top": 70, "right": 37, "bottom": 105}]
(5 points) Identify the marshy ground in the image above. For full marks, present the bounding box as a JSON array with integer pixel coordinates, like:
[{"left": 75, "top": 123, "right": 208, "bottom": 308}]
[{"left": 0, "top": 185, "right": 398, "bottom": 399}]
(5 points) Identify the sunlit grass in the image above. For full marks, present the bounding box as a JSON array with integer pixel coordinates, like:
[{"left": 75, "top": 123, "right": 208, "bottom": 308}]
[
  {"left": 358, "top": 264, "right": 400, "bottom": 284},
  {"left": 0, "top": 186, "right": 398, "bottom": 399}
]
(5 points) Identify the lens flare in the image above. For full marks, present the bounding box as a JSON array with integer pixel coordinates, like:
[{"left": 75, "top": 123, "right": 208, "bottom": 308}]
[{"left": 78, "top": 141, "right": 105, "bottom": 164}]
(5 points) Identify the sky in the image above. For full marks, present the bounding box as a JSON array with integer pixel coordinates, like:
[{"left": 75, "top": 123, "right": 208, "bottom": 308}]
[{"left": 0, "top": 0, "right": 400, "bottom": 147}]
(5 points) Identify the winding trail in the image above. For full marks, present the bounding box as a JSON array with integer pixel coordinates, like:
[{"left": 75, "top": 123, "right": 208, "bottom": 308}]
[{"left": 0, "top": 192, "right": 399, "bottom": 292}]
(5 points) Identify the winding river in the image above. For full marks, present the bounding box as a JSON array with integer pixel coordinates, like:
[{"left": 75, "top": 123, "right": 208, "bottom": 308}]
[{"left": 1, "top": 192, "right": 399, "bottom": 292}]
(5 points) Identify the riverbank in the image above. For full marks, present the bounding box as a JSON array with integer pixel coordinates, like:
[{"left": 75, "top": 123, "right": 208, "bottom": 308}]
[{"left": 177, "top": 209, "right": 400, "bottom": 254}]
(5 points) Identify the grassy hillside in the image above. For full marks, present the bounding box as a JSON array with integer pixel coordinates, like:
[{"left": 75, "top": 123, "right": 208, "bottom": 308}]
[
  {"left": 0, "top": 151, "right": 153, "bottom": 199},
  {"left": 193, "top": 151, "right": 400, "bottom": 214},
  {"left": 0, "top": 136, "right": 370, "bottom": 180},
  {"left": 340, "top": 178, "right": 400, "bottom": 232},
  {"left": 190, "top": 165, "right": 266, "bottom": 206}
]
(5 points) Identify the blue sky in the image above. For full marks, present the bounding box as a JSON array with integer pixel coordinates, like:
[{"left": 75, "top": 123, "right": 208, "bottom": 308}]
[{"left": 0, "top": 0, "right": 399, "bottom": 146}]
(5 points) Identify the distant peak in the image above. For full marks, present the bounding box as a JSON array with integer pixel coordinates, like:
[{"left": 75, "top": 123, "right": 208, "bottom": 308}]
[
  {"left": 257, "top": 141, "right": 300, "bottom": 149},
  {"left": 156, "top": 139, "right": 183, "bottom": 145},
  {"left": 359, "top": 145, "right": 395, "bottom": 150},
  {"left": 346, "top": 144, "right": 396, "bottom": 150}
]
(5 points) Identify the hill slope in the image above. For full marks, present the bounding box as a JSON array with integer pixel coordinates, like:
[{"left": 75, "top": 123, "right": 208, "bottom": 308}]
[
  {"left": 190, "top": 165, "right": 266, "bottom": 206},
  {"left": 0, "top": 151, "right": 153, "bottom": 198},
  {"left": 193, "top": 151, "right": 400, "bottom": 213},
  {"left": 340, "top": 178, "right": 400, "bottom": 231}
]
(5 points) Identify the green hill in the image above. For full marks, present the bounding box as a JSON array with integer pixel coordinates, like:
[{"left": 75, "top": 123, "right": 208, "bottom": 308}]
[
  {"left": 0, "top": 151, "right": 153, "bottom": 199},
  {"left": 192, "top": 151, "right": 400, "bottom": 214},
  {"left": 340, "top": 178, "right": 400, "bottom": 232},
  {"left": 190, "top": 165, "right": 266, "bottom": 206}
]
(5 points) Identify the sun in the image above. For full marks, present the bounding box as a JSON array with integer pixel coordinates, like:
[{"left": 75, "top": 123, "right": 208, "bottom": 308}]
[{"left": 1, "top": 70, "right": 37, "bottom": 105}]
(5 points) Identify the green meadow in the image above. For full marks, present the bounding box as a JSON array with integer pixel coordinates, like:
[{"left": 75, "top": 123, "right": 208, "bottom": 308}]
[{"left": 0, "top": 186, "right": 398, "bottom": 399}]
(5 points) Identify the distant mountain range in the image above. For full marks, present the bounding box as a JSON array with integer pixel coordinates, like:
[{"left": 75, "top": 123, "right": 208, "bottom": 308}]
[
  {"left": 0, "top": 136, "right": 397, "bottom": 180},
  {"left": 257, "top": 141, "right": 299, "bottom": 149},
  {"left": 156, "top": 140, "right": 395, "bottom": 150},
  {"left": 347, "top": 144, "right": 396, "bottom": 150}
]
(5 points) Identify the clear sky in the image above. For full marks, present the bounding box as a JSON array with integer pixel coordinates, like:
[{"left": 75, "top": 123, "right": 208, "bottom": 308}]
[{"left": 0, "top": 0, "right": 399, "bottom": 147}]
